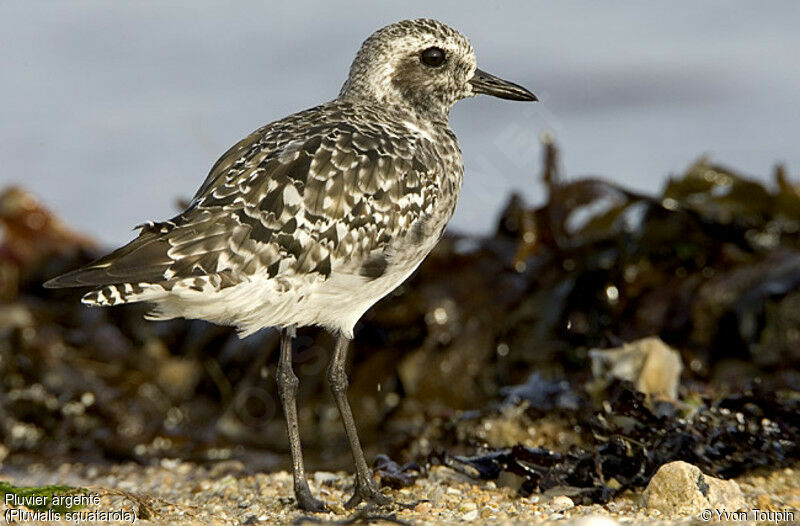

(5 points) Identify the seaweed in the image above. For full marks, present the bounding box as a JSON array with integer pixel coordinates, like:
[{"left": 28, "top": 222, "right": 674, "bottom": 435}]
[
  {"left": 429, "top": 380, "right": 800, "bottom": 504},
  {"left": 372, "top": 454, "right": 422, "bottom": 489}
]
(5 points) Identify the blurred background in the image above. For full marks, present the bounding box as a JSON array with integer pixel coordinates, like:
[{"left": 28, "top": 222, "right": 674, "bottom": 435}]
[
  {"left": 2, "top": 1, "right": 799, "bottom": 243},
  {"left": 2, "top": 0, "right": 800, "bottom": 505}
]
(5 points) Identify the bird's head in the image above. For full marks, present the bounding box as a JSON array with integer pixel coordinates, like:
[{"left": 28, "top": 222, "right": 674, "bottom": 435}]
[{"left": 340, "top": 18, "right": 536, "bottom": 119}]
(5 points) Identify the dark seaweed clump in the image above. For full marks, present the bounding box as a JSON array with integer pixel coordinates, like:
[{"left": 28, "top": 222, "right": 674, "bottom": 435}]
[{"left": 427, "top": 378, "right": 800, "bottom": 504}]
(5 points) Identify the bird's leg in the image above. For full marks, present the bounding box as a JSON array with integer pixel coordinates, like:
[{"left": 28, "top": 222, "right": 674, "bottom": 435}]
[
  {"left": 327, "top": 333, "right": 392, "bottom": 509},
  {"left": 277, "top": 326, "right": 326, "bottom": 512}
]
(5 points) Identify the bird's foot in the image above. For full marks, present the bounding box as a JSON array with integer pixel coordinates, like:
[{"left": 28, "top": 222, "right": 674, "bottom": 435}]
[
  {"left": 344, "top": 477, "right": 392, "bottom": 509},
  {"left": 295, "top": 486, "right": 327, "bottom": 512}
]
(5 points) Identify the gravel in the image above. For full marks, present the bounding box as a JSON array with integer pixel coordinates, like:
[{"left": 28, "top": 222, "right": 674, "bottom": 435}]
[{"left": 1, "top": 460, "right": 798, "bottom": 525}]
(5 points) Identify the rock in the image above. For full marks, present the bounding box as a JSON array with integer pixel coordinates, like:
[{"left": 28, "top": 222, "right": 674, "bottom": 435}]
[
  {"left": 549, "top": 495, "right": 575, "bottom": 511},
  {"left": 589, "top": 337, "right": 683, "bottom": 399},
  {"left": 207, "top": 460, "right": 246, "bottom": 478},
  {"left": 642, "top": 461, "right": 745, "bottom": 516},
  {"left": 312, "top": 471, "right": 339, "bottom": 486},
  {"left": 461, "top": 509, "right": 479, "bottom": 521}
]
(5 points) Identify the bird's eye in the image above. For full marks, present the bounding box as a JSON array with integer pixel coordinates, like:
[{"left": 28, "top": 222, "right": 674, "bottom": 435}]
[{"left": 420, "top": 47, "right": 446, "bottom": 68}]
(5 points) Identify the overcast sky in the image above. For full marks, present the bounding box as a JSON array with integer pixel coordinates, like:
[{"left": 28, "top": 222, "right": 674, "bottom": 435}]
[{"left": 2, "top": 1, "right": 799, "bottom": 244}]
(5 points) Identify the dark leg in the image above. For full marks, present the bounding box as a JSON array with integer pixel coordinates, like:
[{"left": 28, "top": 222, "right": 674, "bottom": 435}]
[
  {"left": 277, "top": 326, "right": 326, "bottom": 512},
  {"left": 327, "top": 333, "right": 391, "bottom": 509}
]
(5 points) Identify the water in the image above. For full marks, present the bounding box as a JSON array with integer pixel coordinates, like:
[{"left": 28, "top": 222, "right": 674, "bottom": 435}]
[{"left": 2, "top": 1, "right": 799, "bottom": 244}]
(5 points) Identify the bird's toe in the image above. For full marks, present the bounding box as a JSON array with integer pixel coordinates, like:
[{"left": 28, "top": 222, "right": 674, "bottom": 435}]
[
  {"left": 295, "top": 490, "right": 327, "bottom": 512},
  {"left": 344, "top": 479, "right": 392, "bottom": 509}
]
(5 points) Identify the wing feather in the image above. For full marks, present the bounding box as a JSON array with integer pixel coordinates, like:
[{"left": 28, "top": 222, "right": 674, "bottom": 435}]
[
  {"left": 45, "top": 103, "right": 440, "bottom": 294},
  {"left": 44, "top": 230, "right": 172, "bottom": 288}
]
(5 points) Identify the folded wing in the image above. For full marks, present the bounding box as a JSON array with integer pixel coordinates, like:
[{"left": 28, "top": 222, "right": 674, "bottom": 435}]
[{"left": 44, "top": 104, "right": 438, "bottom": 299}]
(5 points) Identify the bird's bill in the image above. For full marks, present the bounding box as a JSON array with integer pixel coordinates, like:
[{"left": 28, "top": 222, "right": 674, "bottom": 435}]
[{"left": 469, "top": 68, "right": 537, "bottom": 101}]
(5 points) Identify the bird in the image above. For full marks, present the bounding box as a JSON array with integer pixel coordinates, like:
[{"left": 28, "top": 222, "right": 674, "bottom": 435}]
[{"left": 45, "top": 18, "right": 537, "bottom": 511}]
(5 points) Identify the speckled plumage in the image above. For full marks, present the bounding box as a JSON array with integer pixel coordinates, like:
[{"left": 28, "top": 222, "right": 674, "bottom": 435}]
[
  {"left": 46, "top": 18, "right": 536, "bottom": 511},
  {"left": 46, "top": 19, "right": 475, "bottom": 338}
]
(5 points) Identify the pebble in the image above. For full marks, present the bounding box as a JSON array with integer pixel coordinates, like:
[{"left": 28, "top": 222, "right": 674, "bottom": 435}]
[
  {"left": 312, "top": 471, "right": 339, "bottom": 486},
  {"left": 461, "top": 509, "right": 479, "bottom": 521},
  {"left": 589, "top": 337, "right": 683, "bottom": 398},
  {"left": 160, "top": 458, "right": 181, "bottom": 469},
  {"left": 414, "top": 501, "right": 432, "bottom": 514},
  {"left": 549, "top": 495, "right": 575, "bottom": 511},
  {"left": 643, "top": 461, "right": 745, "bottom": 516}
]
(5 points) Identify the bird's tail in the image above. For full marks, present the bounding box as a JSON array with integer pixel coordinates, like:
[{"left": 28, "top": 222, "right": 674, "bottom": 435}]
[
  {"left": 78, "top": 282, "right": 169, "bottom": 307},
  {"left": 43, "top": 228, "right": 175, "bottom": 307}
]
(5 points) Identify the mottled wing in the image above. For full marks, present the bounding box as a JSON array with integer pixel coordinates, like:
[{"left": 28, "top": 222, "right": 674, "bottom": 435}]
[
  {"left": 45, "top": 106, "right": 439, "bottom": 294},
  {"left": 181, "top": 113, "right": 439, "bottom": 283}
]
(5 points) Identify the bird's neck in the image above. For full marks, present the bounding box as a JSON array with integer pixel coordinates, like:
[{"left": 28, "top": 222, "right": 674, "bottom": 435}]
[
  {"left": 346, "top": 99, "right": 451, "bottom": 133},
  {"left": 407, "top": 100, "right": 452, "bottom": 126},
  {"left": 339, "top": 83, "right": 452, "bottom": 127}
]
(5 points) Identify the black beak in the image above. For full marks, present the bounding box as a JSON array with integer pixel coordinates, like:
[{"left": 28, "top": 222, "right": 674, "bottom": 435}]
[{"left": 469, "top": 68, "right": 537, "bottom": 102}]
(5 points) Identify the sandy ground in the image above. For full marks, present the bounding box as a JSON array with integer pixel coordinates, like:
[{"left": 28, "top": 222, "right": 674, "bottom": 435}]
[{"left": 1, "top": 460, "right": 799, "bottom": 525}]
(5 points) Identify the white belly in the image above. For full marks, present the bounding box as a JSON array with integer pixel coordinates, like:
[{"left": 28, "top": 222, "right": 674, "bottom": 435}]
[{"left": 142, "top": 245, "right": 430, "bottom": 339}]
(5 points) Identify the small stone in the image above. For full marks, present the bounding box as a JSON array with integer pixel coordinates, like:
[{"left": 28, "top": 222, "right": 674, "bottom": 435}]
[
  {"left": 273, "top": 471, "right": 291, "bottom": 482},
  {"left": 414, "top": 501, "right": 432, "bottom": 514},
  {"left": 461, "top": 509, "right": 479, "bottom": 521},
  {"left": 589, "top": 337, "right": 683, "bottom": 398},
  {"left": 643, "top": 461, "right": 745, "bottom": 516},
  {"left": 313, "top": 471, "right": 339, "bottom": 486},
  {"left": 208, "top": 460, "right": 246, "bottom": 478},
  {"left": 549, "top": 495, "right": 574, "bottom": 511}
]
